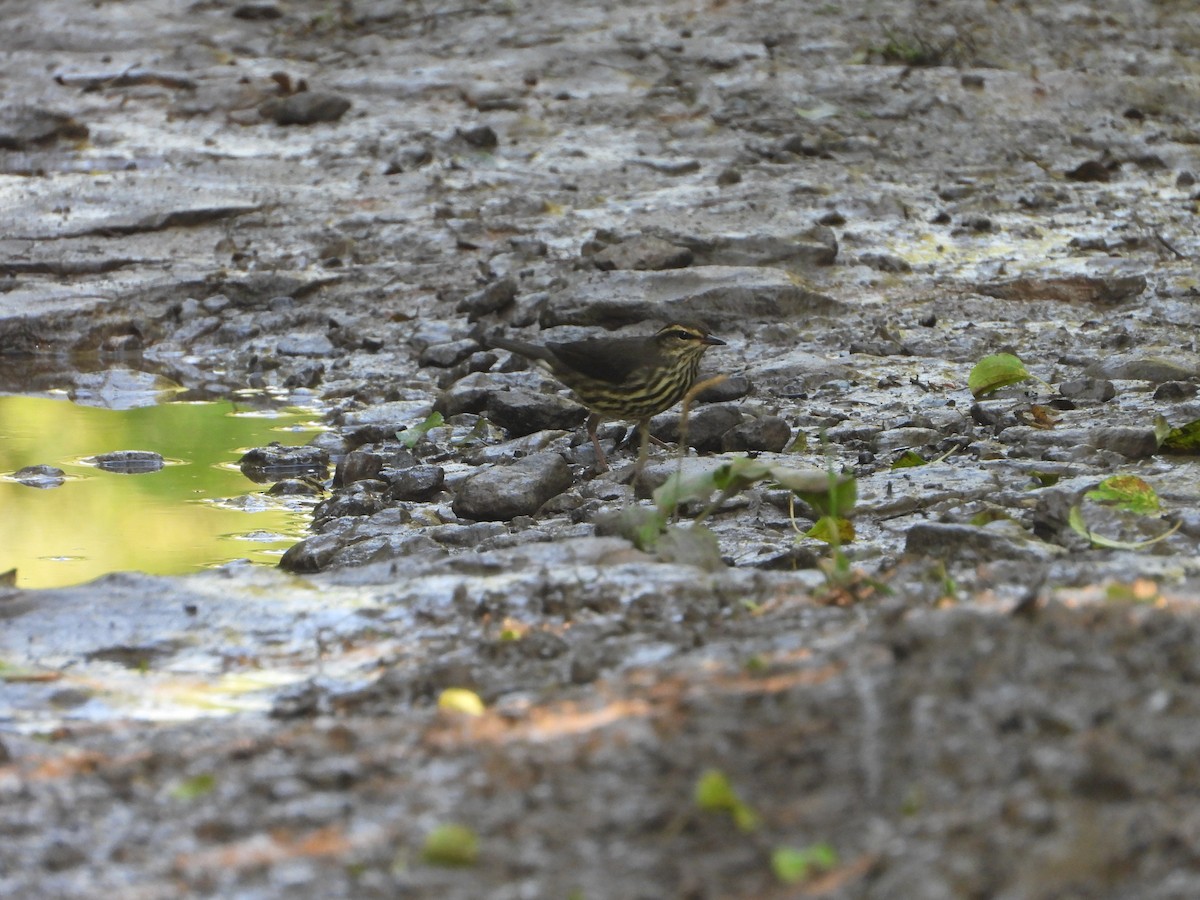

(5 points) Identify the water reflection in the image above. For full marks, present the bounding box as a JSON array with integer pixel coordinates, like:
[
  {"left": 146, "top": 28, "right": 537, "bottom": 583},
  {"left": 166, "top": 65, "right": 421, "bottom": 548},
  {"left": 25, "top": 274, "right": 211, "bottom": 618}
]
[{"left": 0, "top": 394, "right": 324, "bottom": 588}]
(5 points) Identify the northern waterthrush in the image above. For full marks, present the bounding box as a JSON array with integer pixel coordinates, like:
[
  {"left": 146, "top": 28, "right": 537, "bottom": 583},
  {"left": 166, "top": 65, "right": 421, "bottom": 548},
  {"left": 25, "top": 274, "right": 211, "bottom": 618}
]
[{"left": 489, "top": 323, "right": 725, "bottom": 472}]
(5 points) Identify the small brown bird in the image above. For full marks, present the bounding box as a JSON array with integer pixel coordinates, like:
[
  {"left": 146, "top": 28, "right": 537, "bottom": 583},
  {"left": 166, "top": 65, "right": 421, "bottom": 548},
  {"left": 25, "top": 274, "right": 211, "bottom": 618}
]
[{"left": 489, "top": 322, "right": 725, "bottom": 472}]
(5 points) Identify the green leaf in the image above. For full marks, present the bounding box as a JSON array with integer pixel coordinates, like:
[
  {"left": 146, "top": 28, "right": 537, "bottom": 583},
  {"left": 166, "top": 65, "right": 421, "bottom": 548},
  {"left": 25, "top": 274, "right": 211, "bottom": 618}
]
[
  {"left": 654, "top": 469, "right": 721, "bottom": 516},
  {"left": 968, "top": 353, "right": 1031, "bottom": 398},
  {"left": 694, "top": 768, "right": 739, "bottom": 811},
  {"left": 1160, "top": 418, "right": 1200, "bottom": 453},
  {"left": 890, "top": 450, "right": 926, "bottom": 469},
  {"left": 437, "top": 688, "right": 485, "bottom": 716},
  {"left": 710, "top": 457, "right": 776, "bottom": 493},
  {"left": 789, "top": 472, "right": 857, "bottom": 518},
  {"left": 614, "top": 505, "right": 667, "bottom": 550},
  {"left": 170, "top": 773, "right": 216, "bottom": 801},
  {"left": 771, "top": 843, "right": 839, "bottom": 884},
  {"left": 732, "top": 802, "right": 762, "bottom": 833},
  {"left": 806, "top": 516, "right": 855, "bottom": 544},
  {"left": 694, "top": 768, "right": 760, "bottom": 832},
  {"left": 422, "top": 824, "right": 479, "bottom": 867},
  {"left": 398, "top": 411, "right": 444, "bottom": 449},
  {"left": 1067, "top": 505, "right": 1180, "bottom": 550},
  {"left": 1085, "top": 475, "right": 1160, "bottom": 515}
]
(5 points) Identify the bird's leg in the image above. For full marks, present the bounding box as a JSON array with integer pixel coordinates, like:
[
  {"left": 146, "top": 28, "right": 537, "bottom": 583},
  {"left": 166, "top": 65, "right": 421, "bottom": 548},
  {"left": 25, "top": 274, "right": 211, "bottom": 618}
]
[
  {"left": 586, "top": 411, "right": 609, "bottom": 473},
  {"left": 633, "top": 418, "right": 652, "bottom": 488}
]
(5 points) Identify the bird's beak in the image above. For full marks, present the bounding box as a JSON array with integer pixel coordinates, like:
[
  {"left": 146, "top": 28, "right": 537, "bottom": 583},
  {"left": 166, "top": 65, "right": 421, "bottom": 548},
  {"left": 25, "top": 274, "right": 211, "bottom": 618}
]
[{"left": 702, "top": 334, "right": 726, "bottom": 346}]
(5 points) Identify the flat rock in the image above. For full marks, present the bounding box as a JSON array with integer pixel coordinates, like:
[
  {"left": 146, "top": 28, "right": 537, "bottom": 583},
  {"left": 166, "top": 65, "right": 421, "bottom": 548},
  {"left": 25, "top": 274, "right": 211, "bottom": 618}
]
[
  {"left": 651, "top": 403, "right": 743, "bottom": 451},
  {"left": 978, "top": 273, "right": 1147, "bottom": 305},
  {"left": 590, "top": 235, "right": 694, "bottom": 271},
  {"left": 722, "top": 415, "right": 792, "bottom": 452},
  {"left": 486, "top": 388, "right": 587, "bottom": 436},
  {"left": 452, "top": 452, "right": 573, "bottom": 521},
  {"left": 1085, "top": 355, "right": 1199, "bottom": 383},
  {"left": 539, "top": 267, "right": 841, "bottom": 330},
  {"left": 673, "top": 226, "right": 838, "bottom": 269},
  {"left": 258, "top": 92, "right": 351, "bottom": 125}
]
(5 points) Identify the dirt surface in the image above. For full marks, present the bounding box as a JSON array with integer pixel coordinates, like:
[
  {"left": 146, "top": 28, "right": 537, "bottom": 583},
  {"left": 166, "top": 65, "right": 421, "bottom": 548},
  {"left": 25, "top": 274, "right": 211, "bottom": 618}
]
[{"left": 5, "top": 0, "right": 1200, "bottom": 896}]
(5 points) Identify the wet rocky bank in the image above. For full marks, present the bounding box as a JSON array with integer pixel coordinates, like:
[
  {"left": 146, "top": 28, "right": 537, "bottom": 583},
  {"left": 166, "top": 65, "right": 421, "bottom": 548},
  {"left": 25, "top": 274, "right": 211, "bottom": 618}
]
[{"left": 4, "top": 0, "right": 1200, "bottom": 896}]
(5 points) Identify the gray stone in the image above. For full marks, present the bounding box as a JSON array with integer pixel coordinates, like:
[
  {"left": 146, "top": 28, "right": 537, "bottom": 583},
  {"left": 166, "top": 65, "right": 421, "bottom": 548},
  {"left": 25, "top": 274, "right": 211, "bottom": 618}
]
[
  {"left": 382, "top": 464, "right": 445, "bottom": 501},
  {"left": 651, "top": 403, "right": 743, "bottom": 451},
  {"left": 277, "top": 334, "right": 336, "bottom": 357},
  {"left": 334, "top": 450, "right": 385, "bottom": 488},
  {"left": 590, "top": 235, "right": 694, "bottom": 271},
  {"left": 722, "top": 415, "right": 792, "bottom": 452},
  {"left": 452, "top": 452, "right": 573, "bottom": 521},
  {"left": 904, "top": 521, "right": 1063, "bottom": 562},
  {"left": 1059, "top": 377, "right": 1116, "bottom": 401},
  {"left": 486, "top": 388, "right": 587, "bottom": 436},
  {"left": 1086, "top": 355, "right": 1199, "bottom": 383},
  {"left": 1090, "top": 426, "right": 1160, "bottom": 459},
  {"left": 873, "top": 427, "right": 943, "bottom": 454},
  {"left": 258, "top": 92, "right": 351, "bottom": 125},
  {"left": 419, "top": 339, "right": 478, "bottom": 368},
  {"left": 12, "top": 465, "right": 66, "bottom": 488},
  {"left": 676, "top": 226, "right": 838, "bottom": 269},
  {"left": 458, "top": 276, "right": 518, "bottom": 320},
  {"left": 539, "top": 267, "right": 841, "bottom": 330}
]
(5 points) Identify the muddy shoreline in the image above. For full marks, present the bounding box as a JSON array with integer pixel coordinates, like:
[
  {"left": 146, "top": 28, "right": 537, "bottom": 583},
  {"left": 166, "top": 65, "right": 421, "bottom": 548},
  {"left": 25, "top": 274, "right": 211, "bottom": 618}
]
[{"left": 4, "top": 0, "right": 1200, "bottom": 896}]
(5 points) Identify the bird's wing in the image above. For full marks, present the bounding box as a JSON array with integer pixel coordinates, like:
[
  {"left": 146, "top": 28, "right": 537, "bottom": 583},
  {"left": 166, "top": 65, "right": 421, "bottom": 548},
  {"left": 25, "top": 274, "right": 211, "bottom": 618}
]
[
  {"left": 546, "top": 337, "right": 649, "bottom": 384},
  {"left": 488, "top": 335, "right": 556, "bottom": 364}
]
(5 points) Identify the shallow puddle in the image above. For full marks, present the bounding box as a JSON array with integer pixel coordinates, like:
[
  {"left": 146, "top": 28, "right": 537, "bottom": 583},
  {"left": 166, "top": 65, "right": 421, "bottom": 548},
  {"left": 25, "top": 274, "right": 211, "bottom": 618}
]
[{"left": 0, "top": 395, "right": 324, "bottom": 589}]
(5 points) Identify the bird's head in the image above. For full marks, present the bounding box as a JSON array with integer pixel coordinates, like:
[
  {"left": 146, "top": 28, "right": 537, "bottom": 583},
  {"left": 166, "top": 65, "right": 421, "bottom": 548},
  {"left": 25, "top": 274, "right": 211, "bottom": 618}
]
[{"left": 654, "top": 323, "right": 725, "bottom": 356}]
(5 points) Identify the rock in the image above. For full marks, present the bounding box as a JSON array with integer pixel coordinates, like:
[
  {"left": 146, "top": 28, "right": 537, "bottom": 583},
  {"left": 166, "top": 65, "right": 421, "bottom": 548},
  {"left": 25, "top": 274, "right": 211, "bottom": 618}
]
[
  {"left": 333, "top": 451, "right": 385, "bottom": 488},
  {"left": 232, "top": 4, "right": 282, "bottom": 19},
  {"left": 452, "top": 452, "right": 573, "bottom": 520},
  {"left": 328, "top": 533, "right": 445, "bottom": 569},
  {"left": 1059, "top": 378, "right": 1116, "bottom": 401},
  {"left": 267, "top": 478, "right": 324, "bottom": 497},
  {"left": 651, "top": 403, "right": 743, "bottom": 451},
  {"left": 1085, "top": 355, "right": 1199, "bottom": 383},
  {"left": 628, "top": 157, "right": 700, "bottom": 176},
  {"left": 693, "top": 373, "right": 751, "bottom": 403},
  {"left": 382, "top": 465, "right": 445, "bottom": 501},
  {"left": 12, "top": 465, "right": 66, "bottom": 488},
  {"left": 677, "top": 225, "right": 838, "bottom": 269},
  {"left": 0, "top": 106, "right": 87, "bottom": 149},
  {"left": 239, "top": 443, "right": 330, "bottom": 482},
  {"left": 1089, "top": 426, "right": 1160, "bottom": 459},
  {"left": 486, "top": 389, "right": 587, "bottom": 436},
  {"left": 277, "top": 334, "right": 336, "bottom": 357},
  {"left": 258, "top": 93, "right": 351, "bottom": 125},
  {"left": 456, "top": 124, "right": 498, "bottom": 149},
  {"left": 722, "top": 415, "right": 792, "bottom": 452},
  {"left": 904, "top": 522, "right": 1063, "bottom": 562},
  {"left": 873, "top": 427, "right": 943, "bottom": 454},
  {"left": 855, "top": 251, "right": 912, "bottom": 273},
  {"left": 313, "top": 483, "right": 387, "bottom": 523},
  {"left": 419, "top": 339, "right": 478, "bottom": 368},
  {"left": 458, "top": 277, "right": 518, "bottom": 320},
  {"left": 540, "top": 267, "right": 841, "bottom": 330},
  {"left": 278, "top": 533, "right": 342, "bottom": 573},
  {"left": 88, "top": 450, "right": 164, "bottom": 473},
  {"left": 590, "top": 235, "right": 694, "bottom": 271},
  {"left": 1153, "top": 381, "right": 1198, "bottom": 401},
  {"left": 978, "top": 273, "right": 1146, "bottom": 306}
]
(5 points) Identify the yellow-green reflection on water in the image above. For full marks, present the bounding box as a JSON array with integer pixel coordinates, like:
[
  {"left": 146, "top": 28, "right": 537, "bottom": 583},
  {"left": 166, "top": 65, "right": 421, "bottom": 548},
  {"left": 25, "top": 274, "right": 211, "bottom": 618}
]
[{"left": 0, "top": 396, "right": 323, "bottom": 589}]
